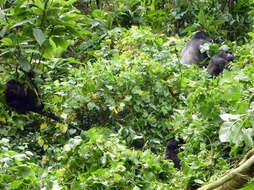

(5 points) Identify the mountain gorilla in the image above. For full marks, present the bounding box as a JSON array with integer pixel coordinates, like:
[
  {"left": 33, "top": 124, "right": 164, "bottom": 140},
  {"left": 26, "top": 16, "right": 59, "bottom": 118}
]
[
  {"left": 5, "top": 80, "right": 63, "bottom": 121},
  {"left": 207, "top": 50, "right": 234, "bottom": 76},
  {"left": 181, "top": 31, "right": 211, "bottom": 65},
  {"left": 5, "top": 80, "right": 44, "bottom": 114},
  {"left": 165, "top": 139, "right": 184, "bottom": 169}
]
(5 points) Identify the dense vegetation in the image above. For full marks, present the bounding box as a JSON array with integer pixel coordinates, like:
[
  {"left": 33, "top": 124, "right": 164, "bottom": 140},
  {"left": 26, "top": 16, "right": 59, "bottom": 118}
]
[{"left": 1, "top": 0, "right": 254, "bottom": 189}]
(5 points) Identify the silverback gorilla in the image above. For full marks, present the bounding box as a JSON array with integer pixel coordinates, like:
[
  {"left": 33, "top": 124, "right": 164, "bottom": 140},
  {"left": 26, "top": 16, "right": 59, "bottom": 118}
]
[
  {"left": 181, "top": 31, "right": 211, "bottom": 65},
  {"left": 207, "top": 50, "right": 234, "bottom": 76}
]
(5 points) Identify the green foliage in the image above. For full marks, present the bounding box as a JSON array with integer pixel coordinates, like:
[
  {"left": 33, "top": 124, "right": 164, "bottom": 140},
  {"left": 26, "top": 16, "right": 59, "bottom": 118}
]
[
  {"left": 0, "top": 128, "right": 182, "bottom": 190},
  {"left": 168, "top": 0, "right": 254, "bottom": 42},
  {"left": 0, "top": 138, "right": 42, "bottom": 189},
  {"left": 55, "top": 127, "right": 180, "bottom": 189},
  {"left": 241, "top": 180, "right": 254, "bottom": 190},
  {"left": 1, "top": 0, "right": 254, "bottom": 189},
  {"left": 0, "top": 0, "right": 85, "bottom": 77},
  {"left": 63, "top": 27, "right": 183, "bottom": 151}
]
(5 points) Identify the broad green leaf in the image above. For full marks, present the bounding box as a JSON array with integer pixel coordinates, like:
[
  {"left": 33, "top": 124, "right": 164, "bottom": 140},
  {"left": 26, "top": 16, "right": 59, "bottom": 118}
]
[
  {"left": 68, "top": 129, "right": 77, "bottom": 135},
  {"left": 213, "top": 19, "right": 225, "bottom": 26},
  {"left": 243, "top": 128, "right": 254, "bottom": 147},
  {"left": 194, "top": 179, "right": 204, "bottom": 184},
  {"left": 114, "top": 173, "right": 122, "bottom": 182},
  {"left": 17, "top": 166, "right": 34, "bottom": 177},
  {"left": 87, "top": 102, "right": 96, "bottom": 110},
  {"left": 220, "top": 113, "right": 241, "bottom": 121},
  {"left": 43, "top": 37, "right": 71, "bottom": 58},
  {"left": 10, "top": 180, "right": 23, "bottom": 189},
  {"left": 33, "top": 0, "right": 44, "bottom": 9},
  {"left": 33, "top": 28, "right": 46, "bottom": 46},
  {"left": 234, "top": 72, "right": 249, "bottom": 81},
  {"left": 231, "top": 124, "right": 243, "bottom": 145},
  {"left": 248, "top": 32, "right": 254, "bottom": 38},
  {"left": 222, "top": 86, "right": 242, "bottom": 102},
  {"left": 236, "top": 101, "right": 249, "bottom": 114},
  {"left": 60, "top": 124, "right": 68, "bottom": 133},
  {"left": 42, "top": 39, "right": 55, "bottom": 58},
  {"left": 1, "top": 38, "right": 13, "bottom": 46},
  {"left": 52, "top": 181, "right": 61, "bottom": 190},
  {"left": 198, "top": 10, "right": 206, "bottom": 26},
  {"left": 38, "top": 139, "right": 44, "bottom": 147},
  {"left": 11, "top": 18, "right": 36, "bottom": 28},
  {"left": 241, "top": 181, "right": 254, "bottom": 190},
  {"left": 40, "top": 122, "right": 47, "bottom": 129},
  {"left": 20, "top": 3, "right": 39, "bottom": 8},
  {"left": 64, "top": 0, "right": 78, "bottom": 5},
  {"left": 19, "top": 56, "right": 31, "bottom": 72},
  {"left": 0, "top": 9, "right": 5, "bottom": 21},
  {"left": 0, "top": 24, "right": 9, "bottom": 37},
  {"left": 219, "top": 122, "right": 233, "bottom": 142}
]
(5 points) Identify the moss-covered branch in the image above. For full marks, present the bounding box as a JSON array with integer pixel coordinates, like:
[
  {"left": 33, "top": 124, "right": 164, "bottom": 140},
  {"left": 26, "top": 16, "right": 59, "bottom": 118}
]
[{"left": 198, "top": 148, "right": 254, "bottom": 190}]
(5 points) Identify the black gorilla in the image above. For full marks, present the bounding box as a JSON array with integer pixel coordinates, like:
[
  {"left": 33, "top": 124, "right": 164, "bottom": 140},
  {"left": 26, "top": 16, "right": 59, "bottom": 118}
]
[
  {"left": 207, "top": 50, "right": 234, "bottom": 76},
  {"left": 5, "top": 80, "right": 44, "bottom": 114},
  {"left": 181, "top": 31, "right": 211, "bottom": 65},
  {"left": 5, "top": 80, "right": 65, "bottom": 122},
  {"left": 165, "top": 139, "right": 184, "bottom": 169}
]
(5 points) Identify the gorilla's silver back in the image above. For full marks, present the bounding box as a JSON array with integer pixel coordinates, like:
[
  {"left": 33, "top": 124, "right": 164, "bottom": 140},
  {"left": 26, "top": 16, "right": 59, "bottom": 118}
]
[{"left": 180, "top": 37, "right": 209, "bottom": 65}]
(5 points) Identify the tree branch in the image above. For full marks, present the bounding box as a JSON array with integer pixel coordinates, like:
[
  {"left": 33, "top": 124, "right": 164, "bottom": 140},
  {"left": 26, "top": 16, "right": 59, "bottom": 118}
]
[{"left": 198, "top": 148, "right": 254, "bottom": 190}]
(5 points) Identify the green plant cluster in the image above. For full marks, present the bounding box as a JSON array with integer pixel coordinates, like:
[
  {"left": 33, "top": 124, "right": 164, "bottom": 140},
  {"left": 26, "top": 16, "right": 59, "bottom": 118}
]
[
  {"left": 56, "top": 128, "right": 179, "bottom": 189},
  {"left": 1, "top": 0, "right": 254, "bottom": 189},
  {"left": 0, "top": 128, "right": 184, "bottom": 189}
]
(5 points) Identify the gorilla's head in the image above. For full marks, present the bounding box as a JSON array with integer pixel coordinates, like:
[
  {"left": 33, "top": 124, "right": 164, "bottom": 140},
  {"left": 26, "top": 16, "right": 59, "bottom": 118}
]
[
  {"left": 218, "top": 50, "right": 234, "bottom": 62},
  {"left": 192, "top": 31, "right": 211, "bottom": 42}
]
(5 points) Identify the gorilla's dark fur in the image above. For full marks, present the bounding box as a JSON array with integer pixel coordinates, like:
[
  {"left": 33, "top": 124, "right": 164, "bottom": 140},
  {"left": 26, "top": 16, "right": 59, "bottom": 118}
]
[
  {"left": 165, "top": 139, "right": 184, "bottom": 169},
  {"left": 5, "top": 80, "right": 43, "bottom": 114},
  {"left": 181, "top": 31, "right": 211, "bottom": 65},
  {"left": 5, "top": 80, "right": 63, "bottom": 122},
  {"left": 207, "top": 50, "right": 234, "bottom": 76}
]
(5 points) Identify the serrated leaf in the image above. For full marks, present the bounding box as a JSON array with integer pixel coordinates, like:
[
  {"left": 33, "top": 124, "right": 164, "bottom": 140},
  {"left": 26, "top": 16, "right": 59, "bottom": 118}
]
[
  {"left": 40, "top": 122, "right": 47, "bottom": 129},
  {"left": 38, "top": 139, "right": 44, "bottom": 147},
  {"left": 33, "top": 28, "right": 46, "bottom": 46},
  {"left": 60, "top": 124, "right": 68, "bottom": 133},
  {"left": 198, "top": 10, "right": 206, "bottom": 26}
]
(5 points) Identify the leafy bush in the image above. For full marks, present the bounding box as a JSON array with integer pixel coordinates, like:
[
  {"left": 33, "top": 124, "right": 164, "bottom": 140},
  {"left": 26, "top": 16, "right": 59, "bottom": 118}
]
[
  {"left": 0, "top": 0, "right": 85, "bottom": 78},
  {"left": 168, "top": 0, "right": 254, "bottom": 42},
  {"left": 54, "top": 127, "right": 181, "bottom": 189},
  {"left": 0, "top": 138, "right": 42, "bottom": 189},
  {"left": 1, "top": 0, "right": 254, "bottom": 189}
]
